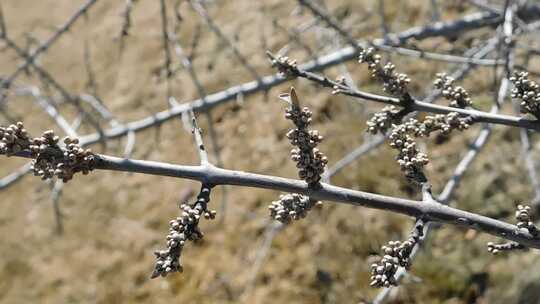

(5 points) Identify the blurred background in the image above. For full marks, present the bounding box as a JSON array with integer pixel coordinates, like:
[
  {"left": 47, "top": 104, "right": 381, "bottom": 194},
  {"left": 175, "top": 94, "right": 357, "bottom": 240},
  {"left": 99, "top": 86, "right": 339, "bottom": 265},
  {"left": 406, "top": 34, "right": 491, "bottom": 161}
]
[{"left": 1, "top": 0, "right": 540, "bottom": 303}]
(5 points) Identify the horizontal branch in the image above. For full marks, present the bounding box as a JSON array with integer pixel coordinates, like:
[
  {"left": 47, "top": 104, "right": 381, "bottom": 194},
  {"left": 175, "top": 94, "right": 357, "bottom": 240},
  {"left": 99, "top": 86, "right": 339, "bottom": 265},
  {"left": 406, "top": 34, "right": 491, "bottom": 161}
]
[
  {"left": 64, "top": 153, "right": 540, "bottom": 249},
  {"left": 273, "top": 57, "right": 540, "bottom": 132}
]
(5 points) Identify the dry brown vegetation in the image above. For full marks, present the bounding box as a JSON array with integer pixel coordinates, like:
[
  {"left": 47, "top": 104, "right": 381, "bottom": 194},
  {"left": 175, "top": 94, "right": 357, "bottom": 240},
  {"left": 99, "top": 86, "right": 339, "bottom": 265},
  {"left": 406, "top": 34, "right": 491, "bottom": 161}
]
[{"left": 1, "top": 0, "right": 540, "bottom": 303}]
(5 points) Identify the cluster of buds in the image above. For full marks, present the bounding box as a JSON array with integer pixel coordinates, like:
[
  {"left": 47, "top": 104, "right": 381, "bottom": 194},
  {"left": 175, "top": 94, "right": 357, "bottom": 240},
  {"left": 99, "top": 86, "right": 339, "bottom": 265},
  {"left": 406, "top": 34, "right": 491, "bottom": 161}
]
[
  {"left": 387, "top": 112, "right": 470, "bottom": 181},
  {"left": 434, "top": 73, "right": 472, "bottom": 108},
  {"left": 267, "top": 52, "right": 299, "bottom": 79},
  {"left": 0, "top": 122, "right": 31, "bottom": 155},
  {"left": 370, "top": 222, "right": 423, "bottom": 288},
  {"left": 268, "top": 193, "right": 321, "bottom": 224},
  {"left": 29, "top": 131, "right": 95, "bottom": 182},
  {"left": 510, "top": 71, "right": 540, "bottom": 119},
  {"left": 359, "top": 48, "right": 411, "bottom": 97},
  {"left": 515, "top": 204, "right": 539, "bottom": 236},
  {"left": 331, "top": 76, "right": 349, "bottom": 95},
  {"left": 366, "top": 106, "right": 403, "bottom": 135},
  {"left": 0, "top": 122, "right": 95, "bottom": 183},
  {"left": 282, "top": 88, "right": 328, "bottom": 186},
  {"left": 487, "top": 241, "right": 524, "bottom": 255},
  {"left": 389, "top": 124, "right": 429, "bottom": 180},
  {"left": 151, "top": 185, "right": 215, "bottom": 278},
  {"left": 487, "top": 204, "right": 537, "bottom": 255},
  {"left": 411, "top": 113, "right": 470, "bottom": 137},
  {"left": 266, "top": 88, "right": 326, "bottom": 225}
]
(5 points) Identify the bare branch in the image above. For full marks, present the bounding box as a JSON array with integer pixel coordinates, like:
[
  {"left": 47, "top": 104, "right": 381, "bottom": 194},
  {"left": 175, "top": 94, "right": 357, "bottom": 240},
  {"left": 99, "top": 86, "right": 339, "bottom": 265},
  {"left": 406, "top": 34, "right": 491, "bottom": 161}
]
[
  {"left": 188, "top": 110, "right": 209, "bottom": 166},
  {"left": 0, "top": 3, "right": 6, "bottom": 38},
  {"left": 14, "top": 84, "right": 78, "bottom": 138},
  {"left": 2, "top": 153, "right": 512, "bottom": 248},
  {"left": 0, "top": 0, "right": 98, "bottom": 91},
  {"left": 321, "top": 135, "right": 385, "bottom": 182},
  {"left": 189, "top": 0, "right": 261, "bottom": 81},
  {"left": 267, "top": 51, "right": 540, "bottom": 132},
  {"left": 50, "top": 180, "right": 64, "bottom": 235},
  {"left": 159, "top": 0, "right": 173, "bottom": 80},
  {"left": 297, "top": 0, "right": 360, "bottom": 51},
  {"left": 0, "top": 34, "right": 106, "bottom": 136},
  {"left": 119, "top": 0, "right": 137, "bottom": 38}
]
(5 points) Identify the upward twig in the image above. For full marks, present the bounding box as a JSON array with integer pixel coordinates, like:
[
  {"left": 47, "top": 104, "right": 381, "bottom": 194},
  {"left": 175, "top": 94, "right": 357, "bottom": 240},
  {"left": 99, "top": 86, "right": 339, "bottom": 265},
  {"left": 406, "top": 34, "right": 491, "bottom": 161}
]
[{"left": 188, "top": 110, "right": 209, "bottom": 166}]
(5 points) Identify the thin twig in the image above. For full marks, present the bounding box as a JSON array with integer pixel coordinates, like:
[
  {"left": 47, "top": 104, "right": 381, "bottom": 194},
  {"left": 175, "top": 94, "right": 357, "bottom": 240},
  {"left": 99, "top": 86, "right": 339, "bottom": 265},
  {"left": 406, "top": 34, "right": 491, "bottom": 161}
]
[
  {"left": 189, "top": 0, "right": 261, "bottom": 81},
  {"left": 188, "top": 110, "right": 209, "bottom": 166},
  {"left": 430, "top": 0, "right": 441, "bottom": 22},
  {"left": 0, "top": 34, "right": 106, "bottom": 137},
  {"left": 159, "top": 0, "right": 173, "bottom": 80},
  {"left": 119, "top": 0, "right": 136, "bottom": 38},
  {"left": 378, "top": 0, "right": 390, "bottom": 41},
  {"left": 322, "top": 135, "right": 385, "bottom": 182},
  {"left": 83, "top": 41, "right": 98, "bottom": 96},
  {"left": 298, "top": 0, "right": 360, "bottom": 51},
  {"left": 13, "top": 84, "right": 78, "bottom": 138},
  {"left": 0, "top": 0, "right": 98, "bottom": 91},
  {"left": 267, "top": 51, "right": 540, "bottom": 132},
  {"left": 0, "top": 162, "right": 32, "bottom": 190},
  {"left": 50, "top": 180, "right": 64, "bottom": 235},
  {"left": 0, "top": 3, "right": 7, "bottom": 38}
]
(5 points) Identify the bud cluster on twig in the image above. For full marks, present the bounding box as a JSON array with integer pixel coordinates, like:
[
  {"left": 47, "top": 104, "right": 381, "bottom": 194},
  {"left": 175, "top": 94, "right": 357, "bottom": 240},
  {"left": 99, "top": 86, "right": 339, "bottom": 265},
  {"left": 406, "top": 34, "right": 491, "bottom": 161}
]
[
  {"left": 268, "top": 193, "right": 322, "bottom": 224},
  {"left": 266, "top": 88, "right": 325, "bottom": 224},
  {"left": 434, "top": 73, "right": 472, "bottom": 108},
  {"left": 515, "top": 204, "right": 538, "bottom": 236},
  {"left": 510, "top": 71, "right": 540, "bottom": 119},
  {"left": 267, "top": 52, "right": 299, "bottom": 79},
  {"left": 282, "top": 88, "right": 328, "bottom": 185},
  {"left": 370, "top": 221, "right": 424, "bottom": 288},
  {"left": 0, "top": 122, "right": 95, "bottom": 182},
  {"left": 487, "top": 204, "right": 538, "bottom": 255},
  {"left": 406, "top": 112, "right": 471, "bottom": 138},
  {"left": 366, "top": 105, "right": 404, "bottom": 135},
  {"left": 388, "top": 112, "right": 470, "bottom": 181},
  {"left": 487, "top": 241, "right": 524, "bottom": 254},
  {"left": 151, "top": 185, "right": 216, "bottom": 278},
  {"left": 389, "top": 124, "right": 429, "bottom": 181},
  {"left": 30, "top": 131, "right": 95, "bottom": 182},
  {"left": 0, "top": 122, "right": 31, "bottom": 155},
  {"left": 358, "top": 48, "right": 411, "bottom": 98}
]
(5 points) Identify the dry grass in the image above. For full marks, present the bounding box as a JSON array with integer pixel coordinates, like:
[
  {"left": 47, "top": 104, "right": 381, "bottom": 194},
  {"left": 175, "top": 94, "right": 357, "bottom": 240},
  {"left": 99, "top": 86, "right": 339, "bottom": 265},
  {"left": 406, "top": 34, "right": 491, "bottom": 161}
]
[{"left": 1, "top": 1, "right": 540, "bottom": 303}]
